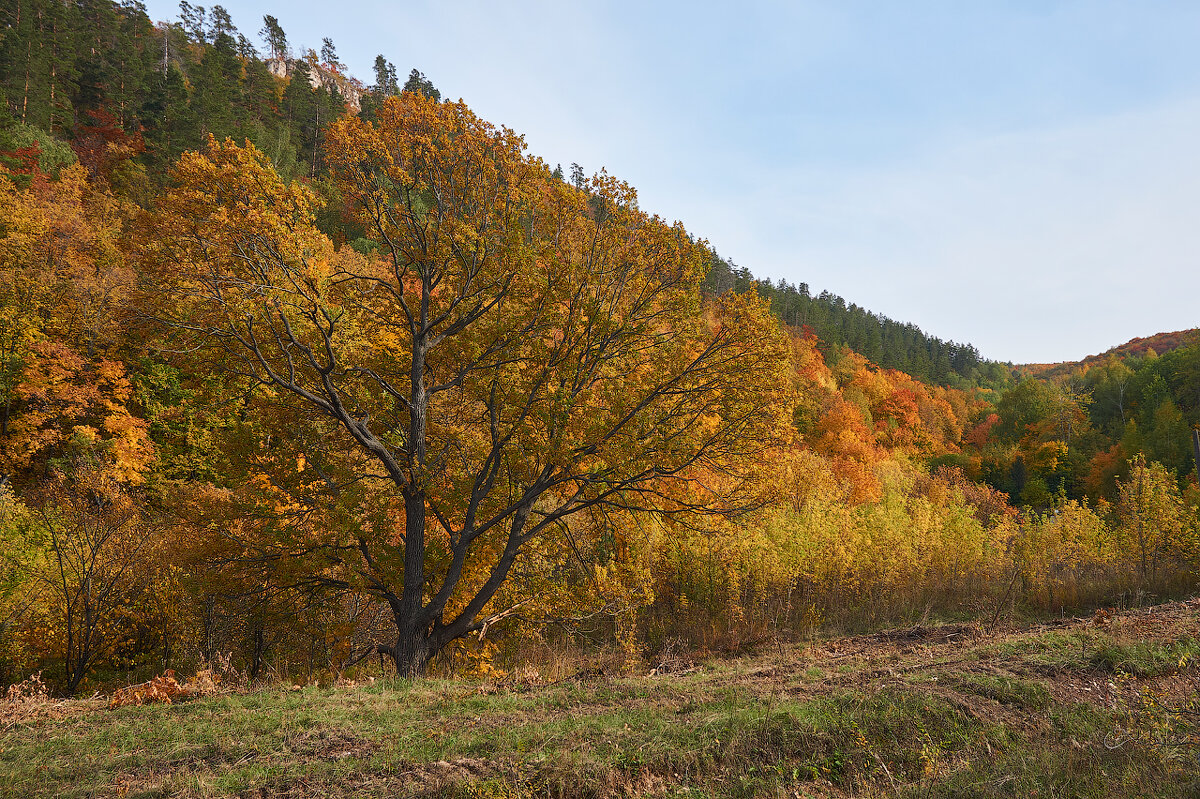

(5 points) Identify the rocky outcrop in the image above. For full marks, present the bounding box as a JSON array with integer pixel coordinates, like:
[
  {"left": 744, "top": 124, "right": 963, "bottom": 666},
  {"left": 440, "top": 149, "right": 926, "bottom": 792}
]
[{"left": 266, "top": 56, "right": 364, "bottom": 114}]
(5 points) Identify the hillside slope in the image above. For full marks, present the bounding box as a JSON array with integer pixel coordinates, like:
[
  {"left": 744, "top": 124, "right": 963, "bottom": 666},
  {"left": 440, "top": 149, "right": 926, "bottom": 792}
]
[{"left": 0, "top": 0, "right": 1004, "bottom": 392}]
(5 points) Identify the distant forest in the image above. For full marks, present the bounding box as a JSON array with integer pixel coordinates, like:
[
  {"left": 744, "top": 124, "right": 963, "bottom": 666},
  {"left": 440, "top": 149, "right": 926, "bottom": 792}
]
[{"left": 704, "top": 255, "right": 1012, "bottom": 387}]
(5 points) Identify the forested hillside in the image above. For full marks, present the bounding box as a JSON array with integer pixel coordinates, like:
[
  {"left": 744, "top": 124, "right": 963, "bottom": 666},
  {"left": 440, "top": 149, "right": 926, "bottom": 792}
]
[
  {"left": 0, "top": 0, "right": 1008, "bottom": 389},
  {"left": 1021, "top": 329, "right": 1198, "bottom": 380},
  {"left": 1, "top": 0, "right": 1198, "bottom": 695},
  {"left": 704, "top": 255, "right": 1012, "bottom": 388}
]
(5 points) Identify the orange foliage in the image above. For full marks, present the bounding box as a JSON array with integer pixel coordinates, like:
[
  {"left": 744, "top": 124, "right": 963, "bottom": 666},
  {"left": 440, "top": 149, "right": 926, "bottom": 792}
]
[
  {"left": 1085, "top": 443, "right": 1128, "bottom": 499},
  {"left": 3, "top": 341, "right": 152, "bottom": 482},
  {"left": 812, "top": 396, "right": 878, "bottom": 465},
  {"left": 0, "top": 160, "right": 142, "bottom": 485},
  {"left": 965, "top": 413, "right": 999, "bottom": 450},
  {"left": 913, "top": 466, "right": 1018, "bottom": 526},
  {"left": 107, "top": 670, "right": 189, "bottom": 708},
  {"left": 71, "top": 108, "right": 146, "bottom": 187}
]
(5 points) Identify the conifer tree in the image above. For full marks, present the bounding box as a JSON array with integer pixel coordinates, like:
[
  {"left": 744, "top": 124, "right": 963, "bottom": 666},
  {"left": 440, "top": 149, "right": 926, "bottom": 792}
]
[
  {"left": 259, "top": 14, "right": 287, "bottom": 61},
  {"left": 320, "top": 38, "right": 342, "bottom": 71},
  {"left": 207, "top": 5, "right": 234, "bottom": 41},
  {"left": 141, "top": 63, "right": 197, "bottom": 172},
  {"left": 177, "top": 2, "right": 207, "bottom": 43},
  {"left": 371, "top": 55, "right": 398, "bottom": 96},
  {"left": 402, "top": 68, "right": 440, "bottom": 101},
  {"left": 189, "top": 27, "right": 239, "bottom": 140},
  {"left": 0, "top": 0, "right": 79, "bottom": 133}
]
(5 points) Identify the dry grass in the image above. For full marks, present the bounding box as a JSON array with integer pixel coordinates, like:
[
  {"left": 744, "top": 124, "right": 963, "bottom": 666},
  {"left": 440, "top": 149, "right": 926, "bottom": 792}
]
[{"left": 3, "top": 600, "right": 1199, "bottom": 798}]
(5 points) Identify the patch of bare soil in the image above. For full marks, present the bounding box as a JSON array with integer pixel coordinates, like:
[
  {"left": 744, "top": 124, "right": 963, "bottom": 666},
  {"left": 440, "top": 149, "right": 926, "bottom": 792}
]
[{"left": 289, "top": 728, "right": 378, "bottom": 761}]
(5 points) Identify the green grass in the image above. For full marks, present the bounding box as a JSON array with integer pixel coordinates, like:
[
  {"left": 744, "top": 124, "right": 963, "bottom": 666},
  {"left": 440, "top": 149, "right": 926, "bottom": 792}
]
[
  {"left": 947, "top": 674, "right": 1054, "bottom": 711},
  {"left": 1089, "top": 636, "right": 1200, "bottom": 677},
  {"left": 4, "top": 610, "right": 1200, "bottom": 798},
  {"left": 981, "top": 628, "right": 1200, "bottom": 677}
]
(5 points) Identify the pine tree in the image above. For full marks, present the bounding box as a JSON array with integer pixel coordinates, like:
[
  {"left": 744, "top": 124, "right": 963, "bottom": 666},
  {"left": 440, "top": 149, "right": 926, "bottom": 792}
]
[
  {"left": 207, "top": 5, "right": 235, "bottom": 41},
  {"left": 0, "top": 0, "right": 79, "bottom": 133},
  {"left": 141, "top": 62, "right": 197, "bottom": 171},
  {"left": 189, "top": 28, "right": 240, "bottom": 140},
  {"left": 259, "top": 14, "right": 287, "bottom": 61},
  {"left": 320, "top": 38, "right": 342, "bottom": 71},
  {"left": 402, "top": 68, "right": 440, "bottom": 101},
  {"left": 371, "top": 55, "right": 398, "bottom": 96},
  {"left": 73, "top": 0, "right": 156, "bottom": 131},
  {"left": 239, "top": 50, "right": 277, "bottom": 125},
  {"left": 178, "top": 2, "right": 207, "bottom": 43}
]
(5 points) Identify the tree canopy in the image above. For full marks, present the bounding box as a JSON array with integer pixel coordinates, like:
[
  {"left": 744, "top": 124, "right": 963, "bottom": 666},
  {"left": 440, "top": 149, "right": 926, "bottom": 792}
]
[{"left": 145, "top": 95, "right": 794, "bottom": 673}]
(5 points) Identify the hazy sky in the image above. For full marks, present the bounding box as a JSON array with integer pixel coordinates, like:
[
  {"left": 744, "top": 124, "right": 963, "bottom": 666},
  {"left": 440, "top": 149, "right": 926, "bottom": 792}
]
[{"left": 140, "top": 1, "right": 1200, "bottom": 364}]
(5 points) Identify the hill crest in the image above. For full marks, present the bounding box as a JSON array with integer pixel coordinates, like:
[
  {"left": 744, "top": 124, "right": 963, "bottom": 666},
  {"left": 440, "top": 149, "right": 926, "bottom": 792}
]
[{"left": 1019, "top": 328, "right": 1197, "bottom": 378}]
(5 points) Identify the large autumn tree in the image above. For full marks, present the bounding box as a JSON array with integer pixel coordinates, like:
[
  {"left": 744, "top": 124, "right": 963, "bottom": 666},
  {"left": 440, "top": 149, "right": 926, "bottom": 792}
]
[{"left": 145, "top": 94, "right": 793, "bottom": 674}]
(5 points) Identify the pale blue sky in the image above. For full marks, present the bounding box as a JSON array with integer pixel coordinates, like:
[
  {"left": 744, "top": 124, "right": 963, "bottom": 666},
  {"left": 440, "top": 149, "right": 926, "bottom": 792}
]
[{"left": 141, "top": 1, "right": 1200, "bottom": 363}]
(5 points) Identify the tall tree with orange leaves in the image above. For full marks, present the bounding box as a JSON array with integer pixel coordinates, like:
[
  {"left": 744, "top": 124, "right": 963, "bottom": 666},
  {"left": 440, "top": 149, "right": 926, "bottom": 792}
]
[{"left": 145, "top": 95, "right": 794, "bottom": 674}]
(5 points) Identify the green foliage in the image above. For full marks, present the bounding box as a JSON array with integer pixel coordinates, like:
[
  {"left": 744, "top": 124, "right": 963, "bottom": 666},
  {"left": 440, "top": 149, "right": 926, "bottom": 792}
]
[
  {"left": 0, "top": 123, "right": 77, "bottom": 177},
  {"left": 403, "top": 68, "right": 441, "bottom": 101},
  {"left": 703, "top": 253, "right": 1010, "bottom": 388},
  {"left": 0, "top": 485, "right": 43, "bottom": 680},
  {"left": 372, "top": 54, "right": 399, "bottom": 96},
  {"left": 259, "top": 14, "right": 288, "bottom": 61},
  {"left": 243, "top": 119, "right": 301, "bottom": 181}
]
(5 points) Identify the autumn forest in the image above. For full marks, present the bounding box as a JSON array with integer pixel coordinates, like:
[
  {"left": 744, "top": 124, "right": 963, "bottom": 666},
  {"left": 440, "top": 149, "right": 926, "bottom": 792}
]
[{"left": 3, "top": 0, "right": 1200, "bottom": 698}]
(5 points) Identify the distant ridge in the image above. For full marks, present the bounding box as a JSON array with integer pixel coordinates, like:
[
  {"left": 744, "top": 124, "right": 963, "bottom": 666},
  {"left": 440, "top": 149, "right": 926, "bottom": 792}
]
[
  {"left": 1018, "top": 328, "right": 1197, "bottom": 378},
  {"left": 1086, "top": 329, "right": 1197, "bottom": 362}
]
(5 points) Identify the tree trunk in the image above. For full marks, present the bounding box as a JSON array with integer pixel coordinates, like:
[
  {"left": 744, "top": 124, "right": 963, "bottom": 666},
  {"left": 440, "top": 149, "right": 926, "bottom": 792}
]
[
  {"left": 389, "top": 319, "right": 432, "bottom": 676},
  {"left": 389, "top": 626, "right": 434, "bottom": 677},
  {"left": 250, "top": 626, "right": 265, "bottom": 680},
  {"left": 1192, "top": 429, "right": 1200, "bottom": 484},
  {"left": 67, "top": 662, "right": 85, "bottom": 695},
  {"left": 389, "top": 485, "right": 433, "bottom": 676}
]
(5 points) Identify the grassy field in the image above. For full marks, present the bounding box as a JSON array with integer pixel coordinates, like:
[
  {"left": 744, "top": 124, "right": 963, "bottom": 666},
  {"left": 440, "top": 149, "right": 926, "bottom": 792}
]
[{"left": 4, "top": 601, "right": 1200, "bottom": 798}]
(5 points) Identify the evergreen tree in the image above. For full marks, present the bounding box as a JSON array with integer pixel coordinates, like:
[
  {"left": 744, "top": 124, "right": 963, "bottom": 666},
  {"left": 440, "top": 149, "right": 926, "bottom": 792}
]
[
  {"left": 371, "top": 55, "right": 398, "bottom": 96},
  {"left": 73, "top": 0, "right": 156, "bottom": 130},
  {"left": 140, "top": 62, "right": 197, "bottom": 171},
  {"left": 320, "top": 38, "right": 342, "bottom": 71},
  {"left": 207, "top": 4, "right": 235, "bottom": 41},
  {"left": 259, "top": 14, "right": 287, "bottom": 61},
  {"left": 189, "top": 27, "right": 239, "bottom": 140},
  {"left": 402, "top": 68, "right": 440, "bottom": 101},
  {"left": 178, "top": 1, "right": 207, "bottom": 43},
  {"left": 235, "top": 33, "right": 256, "bottom": 59},
  {"left": 282, "top": 55, "right": 315, "bottom": 131},
  {"left": 282, "top": 53, "right": 338, "bottom": 176},
  {"left": 239, "top": 49, "right": 277, "bottom": 124},
  {"left": 0, "top": 0, "right": 79, "bottom": 133}
]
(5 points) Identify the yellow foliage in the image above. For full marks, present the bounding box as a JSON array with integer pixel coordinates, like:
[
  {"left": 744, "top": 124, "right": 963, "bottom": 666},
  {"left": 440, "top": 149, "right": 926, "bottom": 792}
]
[{"left": 1114, "top": 456, "right": 1194, "bottom": 584}]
